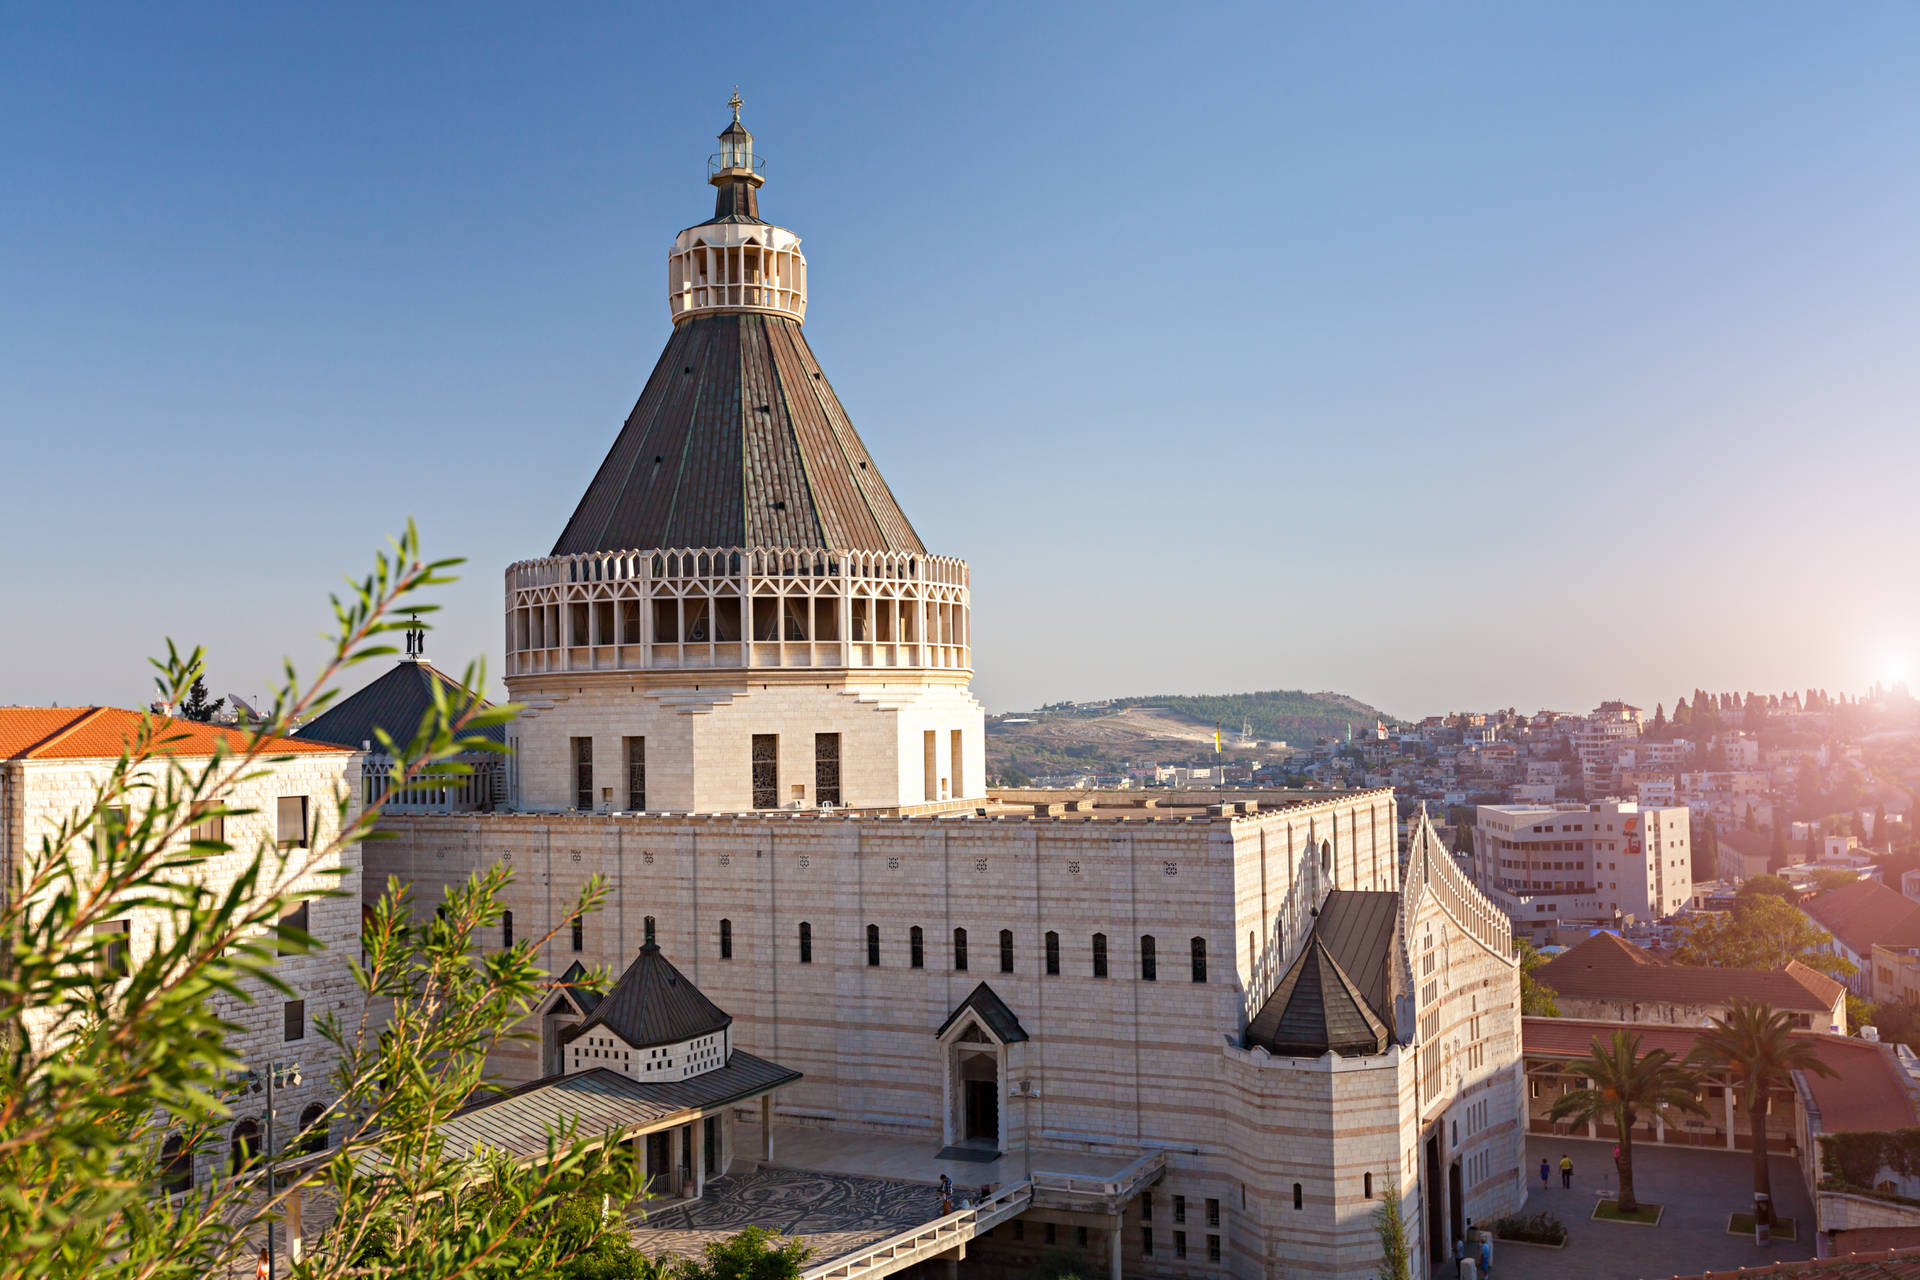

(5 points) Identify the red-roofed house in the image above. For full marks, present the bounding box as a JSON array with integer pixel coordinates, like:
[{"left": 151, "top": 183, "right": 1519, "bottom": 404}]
[
  {"left": 1803, "top": 879, "right": 1920, "bottom": 998},
  {"left": 1536, "top": 931, "right": 1848, "bottom": 1032}
]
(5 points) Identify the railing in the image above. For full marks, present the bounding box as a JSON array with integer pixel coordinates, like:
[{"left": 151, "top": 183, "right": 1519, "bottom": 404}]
[
  {"left": 800, "top": 1181, "right": 1032, "bottom": 1280},
  {"left": 1031, "top": 1149, "right": 1166, "bottom": 1201}
]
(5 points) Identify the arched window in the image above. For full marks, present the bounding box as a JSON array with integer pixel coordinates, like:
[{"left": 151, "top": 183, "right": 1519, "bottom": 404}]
[
  {"left": 867, "top": 924, "right": 881, "bottom": 967},
  {"left": 231, "top": 1118, "right": 260, "bottom": 1175},
  {"left": 570, "top": 915, "right": 583, "bottom": 953},
  {"left": 798, "top": 922, "right": 812, "bottom": 964},
  {"left": 999, "top": 929, "right": 1014, "bottom": 974},
  {"left": 161, "top": 1134, "right": 193, "bottom": 1194},
  {"left": 501, "top": 909, "right": 514, "bottom": 949},
  {"left": 1140, "top": 934, "right": 1157, "bottom": 981},
  {"left": 953, "top": 927, "right": 968, "bottom": 972},
  {"left": 298, "top": 1103, "right": 328, "bottom": 1153},
  {"left": 644, "top": 915, "right": 656, "bottom": 947},
  {"left": 1320, "top": 840, "right": 1332, "bottom": 879},
  {"left": 1292, "top": 1182, "right": 1303, "bottom": 1211},
  {"left": 719, "top": 918, "right": 733, "bottom": 960},
  {"left": 1190, "top": 936, "right": 1207, "bottom": 984},
  {"left": 1092, "top": 932, "right": 1108, "bottom": 978},
  {"left": 1044, "top": 930, "right": 1060, "bottom": 976},
  {"left": 910, "top": 926, "right": 925, "bottom": 969},
  {"left": 1363, "top": 1171, "right": 1373, "bottom": 1199}
]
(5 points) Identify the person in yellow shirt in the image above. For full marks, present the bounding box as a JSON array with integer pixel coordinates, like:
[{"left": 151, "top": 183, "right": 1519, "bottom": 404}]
[{"left": 1559, "top": 1154, "right": 1574, "bottom": 1189}]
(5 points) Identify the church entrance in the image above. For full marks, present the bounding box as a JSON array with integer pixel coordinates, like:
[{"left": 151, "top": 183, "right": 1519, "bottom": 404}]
[{"left": 964, "top": 1076, "right": 999, "bottom": 1142}]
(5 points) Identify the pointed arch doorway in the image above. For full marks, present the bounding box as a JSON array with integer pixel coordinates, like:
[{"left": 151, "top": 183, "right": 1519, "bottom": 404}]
[{"left": 933, "top": 982, "right": 1028, "bottom": 1157}]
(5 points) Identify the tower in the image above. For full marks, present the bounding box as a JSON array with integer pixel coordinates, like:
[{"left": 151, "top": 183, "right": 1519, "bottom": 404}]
[{"left": 502, "top": 100, "right": 983, "bottom": 813}]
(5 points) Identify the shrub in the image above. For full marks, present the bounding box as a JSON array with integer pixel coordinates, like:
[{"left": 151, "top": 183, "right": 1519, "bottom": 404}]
[{"left": 1491, "top": 1211, "right": 1568, "bottom": 1246}]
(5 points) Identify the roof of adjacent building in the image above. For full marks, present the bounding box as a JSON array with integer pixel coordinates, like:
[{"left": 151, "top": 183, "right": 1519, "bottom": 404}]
[
  {"left": 936, "top": 982, "right": 1029, "bottom": 1044},
  {"left": 293, "top": 659, "right": 505, "bottom": 750},
  {"left": 0, "top": 706, "right": 347, "bottom": 762},
  {"left": 374, "top": 1056, "right": 800, "bottom": 1168},
  {"left": 1244, "top": 889, "right": 1400, "bottom": 1059},
  {"left": 1805, "top": 879, "right": 1920, "bottom": 956},
  {"left": 1665, "top": 1244, "right": 1920, "bottom": 1279},
  {"left": 1521, "top": 1018, "right": 1920, "bottom": 1135},
  {"left": 552, "top": 960, "right": 602, "bottom": 1015},
  {"left": 550, "top": 311, "right": 927, "bottom": 557},
  {"left": 1536, "top": 931, "right": 1845, "bottom": 1014},
  {"left": 561, "top": 942, "right": 731, "bottom": 1050}
]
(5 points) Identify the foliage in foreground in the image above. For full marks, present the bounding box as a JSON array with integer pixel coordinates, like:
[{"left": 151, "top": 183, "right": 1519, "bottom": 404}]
[
  {"left": 0, "top": 524, "right": 637, "bottom": 1280},
  {"left": 1371, "top": 1193, "right": 1412, "bottom": 1279}
]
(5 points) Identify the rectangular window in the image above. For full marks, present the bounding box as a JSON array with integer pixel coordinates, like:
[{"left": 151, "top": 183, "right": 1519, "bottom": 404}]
[
  {"left": 1141, "top": 935, "right": 1157, "bottom": 981},
  {"left": 283, "top": 999, "right": 305, "bottom": 1042},
  {"left": 923, "top": 730, "right": 937, "bottom": 803},
  {"left": 951, "top": 728, "right": 963, "bottom": 797},
  {"left": 571, "top": 737, "right": 593, "bottom": 811},
  {"left": 1000, "top": 929, "right": 1014, "bottom": 974},
  {"left": 188, "top": 805, "right": 225, "bottom": 844},
  {"left": 799, "top": 921, "right": 813, "bottom": 964},
  {"left": 571, "top": 915, "right": 584, "bottom": 953},
  {"left": 1142, "top": 1228, "right": 1153, "bottom": 1256},
  {"left": 867, "top": 924, "right": 880, "bottom": 967},
  {"left": 1174, "top": 1231, "right": 1187, "bottom": 1259},
  {"left": 1206, "top": 1198, "right": 1219, "bottom": 1227},
  {"left": 278, "top": 902, "right": 309, "bottom": 956},
  {"left": 1207, "top": 1234, "right": 1221, "bottom": 1262},
  {"left": 275, "top": 795, "right": 309, "bottom": 848},
  {"left": 1092, "top": 932, "right": 1108, "bottom": 978},
  {"left": 815, "top": 733, "right": 841, "bottom": 807},
  {"left": 953, "top": 927, "right": 968, "bottom": 972},
  {"left": 752, "top": 734, "right": 778, "bottom": 809},
  {"left": 96, "top": 919, "right": 130, "bottom": 978},
  {"left": 625, "top": 736, "right": 646, "bottom": 810},
  {"left": 1174, "top": 1195, "right": 1186, "bottom": 1224},
  {"left": 1045, "top": 931, "right": 1060, "bottom": 976},
  {"left": 910, "top": 926, "right": 924, "bottom": 969}
]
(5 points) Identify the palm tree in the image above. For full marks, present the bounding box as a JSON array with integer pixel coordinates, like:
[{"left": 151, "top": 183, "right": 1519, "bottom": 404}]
[
  {"left": 1691, "top": 999, "right": 1838, "bottom": 1227},
  {"left": 1548, "top": 1030, "right": 1707, "bottom": 1212}
]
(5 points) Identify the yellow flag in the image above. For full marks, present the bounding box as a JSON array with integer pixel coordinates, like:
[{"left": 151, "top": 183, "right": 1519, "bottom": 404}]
[{"left": 1214, "top": 725, "right": 1222, "bottom": 754}]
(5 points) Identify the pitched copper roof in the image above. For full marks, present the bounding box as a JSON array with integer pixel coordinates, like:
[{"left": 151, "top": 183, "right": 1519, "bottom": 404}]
[
  {"left": 561, "top": 943, "right": 731, "bottom": 1051},
  {"left": 1535, "top": 931, "right": 1844, "bottom": 1014},
  {"left": 1805, "top": 879, "right": 1920, "bottom": 956},
  {"left": 0, "top": 706, "right": 347, "bottom": 761},
  {"left": 294, "top": 660, "right": 506, "bottom": 751},
  {"left": 550, "top": 312, "right": 926, "bottom": 556},
  {"left": 1521, "top": 1018, "right": 1919, "bottom": 1135}
]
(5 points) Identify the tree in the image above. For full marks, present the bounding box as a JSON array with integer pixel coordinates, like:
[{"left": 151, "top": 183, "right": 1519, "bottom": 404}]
[
  {"left": 1515, "top": 938, "right": 1560, "bottom": 1017},
  {"left": 1672, "top": 894, "right": 1855, "bottom": 980},
  {"left": 1651, "top": 703, "right": 1667, "bottom": 732},
  {"left": 1372, "top": 1193, "right": 1412, "bottom": 1280},
  {"left": 675, "top": 1226, "right": 810, "bottom": 1280},
  {"left": 1690, "top": 1001, "right": 1838, "bottom": 1227},
  {"left": 1674, "top": 697, "right": 1692, "bottom": 728},
  {"left": 0, "top": 525, "right": 640, "bottom": 1280},
  {"left": 176, "top": 674, "right": 226, "bottom": 722},
  {"left": 1548, "top": 1030, "right": 1705, "bottom": 1212}
]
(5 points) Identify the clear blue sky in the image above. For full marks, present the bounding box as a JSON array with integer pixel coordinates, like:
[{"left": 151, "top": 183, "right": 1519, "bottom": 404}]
[{"left": 4, "top": 2, "right": 1917, "bottom": 718}]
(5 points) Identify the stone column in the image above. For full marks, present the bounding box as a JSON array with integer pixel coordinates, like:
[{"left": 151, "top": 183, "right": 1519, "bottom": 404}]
[
  {"left": 1108, "top": 1225, "right": 1123, "bottom": 1280},
  {"left": 672, "top": 1125, "right": 686, "bottom": 1198},
  {"left": 1725, "top": 1086, "right": 1736, "bottom": 1150},
  {"left": 286, "top": 1185, "right": 304, "bottom": 1263}
]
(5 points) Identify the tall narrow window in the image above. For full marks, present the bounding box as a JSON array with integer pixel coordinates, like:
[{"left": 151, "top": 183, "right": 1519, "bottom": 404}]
[
  {"left": 799, "top": 921, "right": 812, "bottom": 964},
  {"left": 1191, "top": 936, "right": 1207, "bottom": 984},
  {"left": 625, "top": 736, "right": 646, "bottom": 810},
  {"left": 1045, "top": 930, "right": 1060, "bottom": 976},
  {"left": 231, "top": 1120, "right": 259, "bottom": 1175},
  {"left": 1092, "top": 932, "right": 1108, "bottom": 978},
  {"left": 276, "top": 795, "right": 310, "bottom": 848},
  {"left": 999, "top": 929, "right": 1014, "bottom": 974},
  {"left": 953, "top": 927, "right": 968, "bottom": 972},
  {"left": 1141, "top": 934, "right": 1157, "bottom": 981},
  {"left": 910, "top": 926, "right": 925, "bottom": 969},
  {"left": 1292, "top": 1183, "right": 1303, "bottom": 1210},
  {"left": 752, "top": 734, "right": 778, "bottom": 809},
  {"left": 644, "top": 915, "right": 656, "bottom": 947},
  {"left": 867, "top": 924, "right": 881, "bottom": 967},
  {"left": 720, "top": 918, "right": 733, "bottom": 959},
  {"left": 298, "top": 1103, "right": 329, "bottom": 1153},
  {"left": 161, "top": 1135, "right": 193, "bottom": 1194},
  {"left": 502, "top": 909, "right": 514, "bottom": 949},
  {"left": 923, "top": 730, "right": 937, "bottom": 802},
  {"left": 950, "top": 728, "right": 964, "bottom": 797},
  {"left": 571, "top": 738, "right": 593, "bottom": 811},
  {"left": 571, "top": 915, "right": 584, "bottom": 952},
  {"left": 815, "top": 733, "right": 841, "bottom": 807},
  {"left": 283, "top": 998, "right": 305, "bottom": 1043},
  {"left": 96, "top": 919, "right": 130, "bottom": 978},
  {"left": 278, "top": 902, "right": 309, "bottom": 956}
]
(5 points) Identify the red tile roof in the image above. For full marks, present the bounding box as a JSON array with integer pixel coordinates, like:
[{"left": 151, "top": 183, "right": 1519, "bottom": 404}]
[
  {"left": 1805, "top": 879, "right": 1920, "bottom": 956},
  {"left": 1537, "top": 931, "right": 1844, "bottom": 1014},
  {"left": 1522, "top": 1018, "right": 1919, "bottom": 1134},
  {"left": 0, "top": 707, "right": 348, "bottom": 762},
  {"left": 1666, "top": 1245, "right": 1920, "bottom": 1278}
]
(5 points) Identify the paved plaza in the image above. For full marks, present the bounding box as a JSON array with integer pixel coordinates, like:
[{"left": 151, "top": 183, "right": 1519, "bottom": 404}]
[
  {"left": 1490, "top": 1136, "right": 1815, "bottom": 1280},
  {"left": 630, "top": 1163, "right": 945, "bottom": 1266}
]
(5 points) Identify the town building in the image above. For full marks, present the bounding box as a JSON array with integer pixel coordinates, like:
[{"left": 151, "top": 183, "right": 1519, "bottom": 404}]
[
  {"left": 1804, "top": 879, "right": 1920, "bottom": 998},
  {"left": 0, "top": 706, "right": 362, "bottom": 1189},
  {"left": 363, "top": 106, "right": 1531, "bottom": 1280},
  {"left": 1468, "top": 801, "right": 1693, "bottom": 939},
  {"left": 1534, "top": 932, "right": 1847, "bottom": 1033}
]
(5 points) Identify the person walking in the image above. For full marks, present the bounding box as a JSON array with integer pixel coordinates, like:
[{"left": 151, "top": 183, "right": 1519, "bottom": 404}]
[
  {"left": 1560, "top": 1154, "right": 1573, "bottom": 1189},
  {"left": 1538, "top": 1157, "right": 1549, "bottom": 1192},
  {"left": 938, "top": 1172, "right": 953, "bottom": 1214},
  {"left": 1479, "top": 1235, "right": 1493, "bottom": 1279},
  {"left": 1453, "top": 1235, "right": 1466, "bottom": 1277}
]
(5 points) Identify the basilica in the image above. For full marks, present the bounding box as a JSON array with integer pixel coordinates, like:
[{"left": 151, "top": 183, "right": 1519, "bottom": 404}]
[{"left": 365, "top": 103, "right": 1526, "bottom": 1280}]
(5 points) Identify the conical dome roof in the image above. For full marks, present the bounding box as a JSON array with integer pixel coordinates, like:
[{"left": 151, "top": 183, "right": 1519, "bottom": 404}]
[{"left": 566, "top": 942, "right": 731, "bottom": 1050}]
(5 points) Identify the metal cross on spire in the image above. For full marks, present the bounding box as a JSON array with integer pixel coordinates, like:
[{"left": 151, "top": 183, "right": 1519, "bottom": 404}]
[{"left": 728, "top": 86, "right": 743, "bottom": 122}]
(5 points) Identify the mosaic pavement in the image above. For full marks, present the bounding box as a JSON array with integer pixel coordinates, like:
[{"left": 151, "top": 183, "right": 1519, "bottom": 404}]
[{"left": 629, "top": 1165, "right": 947, "bottom": 1266}]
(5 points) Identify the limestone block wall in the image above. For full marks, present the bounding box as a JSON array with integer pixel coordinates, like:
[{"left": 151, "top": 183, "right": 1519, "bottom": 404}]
[
  {"left": 504, "top": 676, "right": 984, "bottom": 812},
  {"left": 4, "top": 751, "right": 363, "bottom": 1188}
]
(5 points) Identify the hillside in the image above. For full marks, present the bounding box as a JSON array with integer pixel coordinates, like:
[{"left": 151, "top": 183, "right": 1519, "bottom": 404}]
[{"left": 988, "top": 689, "right": 1398, "bottom": 779}]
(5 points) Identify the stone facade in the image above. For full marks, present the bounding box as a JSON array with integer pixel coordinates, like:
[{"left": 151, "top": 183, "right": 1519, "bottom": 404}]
[
  {"left": 0, "top": 742, "right": 363, "bottom": 1188},
  {"left": 373, "top": 793, "right": 1526, "bottom": 1278}
]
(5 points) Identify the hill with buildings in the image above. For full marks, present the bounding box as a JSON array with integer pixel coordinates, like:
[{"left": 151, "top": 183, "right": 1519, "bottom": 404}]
[{"left": 987, "top": 689, "right": 1397, "bottom": 782}]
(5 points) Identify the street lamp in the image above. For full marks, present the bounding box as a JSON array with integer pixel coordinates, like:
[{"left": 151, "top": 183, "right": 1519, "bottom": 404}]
[
  {"left": 264, "top": 1061, "right": 302, "bottom": 1280},
  {"left": 1008, "top": 1079, "right": 1041, "bottom": 1183}
]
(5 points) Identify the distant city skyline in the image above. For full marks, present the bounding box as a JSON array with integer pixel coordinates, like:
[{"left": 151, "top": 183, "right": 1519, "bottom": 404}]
[{"left": 4, "top": 4, "right": 1917, "bottom": 717}]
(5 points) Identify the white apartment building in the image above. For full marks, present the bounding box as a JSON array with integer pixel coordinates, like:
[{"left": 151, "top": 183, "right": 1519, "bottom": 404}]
[{"left": 1470, "top": 801, "right": 1692, "bottom": 934}]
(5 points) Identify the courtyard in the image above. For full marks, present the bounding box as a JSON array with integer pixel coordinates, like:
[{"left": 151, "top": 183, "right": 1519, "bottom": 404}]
[
  {"left": 1492, "top": 1136, "right": 1816, "bottom": 1280},
  {"left": 630, "top": 1164, "right": 946, "bottom": 1267}
]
